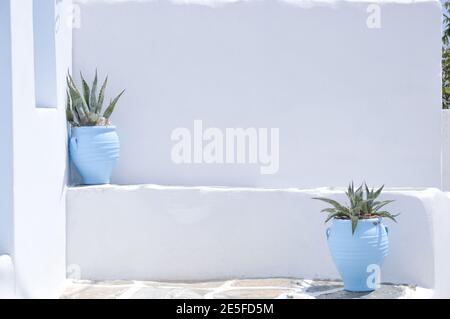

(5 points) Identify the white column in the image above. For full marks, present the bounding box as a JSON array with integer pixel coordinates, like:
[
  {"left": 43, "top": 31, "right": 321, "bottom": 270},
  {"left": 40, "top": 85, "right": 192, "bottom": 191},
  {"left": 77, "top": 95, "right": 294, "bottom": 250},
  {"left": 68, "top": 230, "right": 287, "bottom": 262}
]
[{"left": 0, "top": 0, "right": 14, "bottom": 257}]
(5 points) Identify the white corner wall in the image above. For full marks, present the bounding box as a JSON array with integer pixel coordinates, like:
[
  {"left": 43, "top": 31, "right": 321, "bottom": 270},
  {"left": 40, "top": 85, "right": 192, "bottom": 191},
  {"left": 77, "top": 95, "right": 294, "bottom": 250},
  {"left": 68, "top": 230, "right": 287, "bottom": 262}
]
[
  {"left": 1, "top": 0, "right": 73, "bottom": 298},
  {"left": 67, "top": 185, "right": 450, "bottom": 297},
  {"left": 32, "top": 0, "right": 58, "bottom": 108},
  {"left": 73, "top": 0, "right": 442, "bottom": 188},
  {"left": 0, "top": 0, "right": 14, "bottom": 257},
  {"left": 0, "top": 255, "right": 15, "bottom": 298},
  {"left": 442, "top": 110, "right": 450, "bottom": 191}
]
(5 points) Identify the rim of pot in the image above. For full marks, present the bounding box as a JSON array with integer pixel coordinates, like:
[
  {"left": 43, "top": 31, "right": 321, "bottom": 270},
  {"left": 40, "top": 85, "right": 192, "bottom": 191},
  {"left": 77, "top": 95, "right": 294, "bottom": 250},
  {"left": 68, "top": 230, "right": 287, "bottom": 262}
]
[
  {"left": 71, "top": 125, "right": 116, "bottom": 130},
  {"left": 332, "top": 217, "right": 383, "bottom": 223}
]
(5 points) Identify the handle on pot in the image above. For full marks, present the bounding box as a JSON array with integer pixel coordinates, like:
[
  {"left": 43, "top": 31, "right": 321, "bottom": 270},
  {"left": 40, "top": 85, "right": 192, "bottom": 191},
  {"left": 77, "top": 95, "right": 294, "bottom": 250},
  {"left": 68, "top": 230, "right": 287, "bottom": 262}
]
[
  {"left": 326, "top": 228, "right": 331, "bottom": 240},
  {"left": 384, "top": 225, "right": 389, "bottom": 235},
  {"left": 70, "top": 136, "right": 78, "bottom": 151}
]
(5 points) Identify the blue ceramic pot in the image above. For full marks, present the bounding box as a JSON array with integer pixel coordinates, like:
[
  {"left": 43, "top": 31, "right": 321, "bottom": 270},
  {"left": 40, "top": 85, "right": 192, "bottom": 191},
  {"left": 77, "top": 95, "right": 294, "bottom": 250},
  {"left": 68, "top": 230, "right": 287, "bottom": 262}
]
[
  {"left": 69, "top": 126, "right": 120, "bottom": 185},
  {"left": 326, "top": 218, "right": 389, "bottom": 292}
]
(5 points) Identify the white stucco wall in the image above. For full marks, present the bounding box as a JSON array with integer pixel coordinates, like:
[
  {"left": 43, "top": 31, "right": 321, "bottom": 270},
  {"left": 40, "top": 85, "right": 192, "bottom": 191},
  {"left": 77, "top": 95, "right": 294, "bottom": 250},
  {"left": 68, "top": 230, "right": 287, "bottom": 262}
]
[
  {"left": 0, "top": 0, "right": 14, "bottom": 257},
  {"left": 67, "top": 185, "right": 450, "bottom": 297},
  {"left": 0, "top": 255, "right": 15, "bottom": 298},
  {"left": 442, "top": 110, "right": 450, "bottom": 191},
  {"left": 73, "top": 0, "right": 442, "bottom": 188},
  {"left": 1, "top": 0, "right": 73, "bottom": 298}
]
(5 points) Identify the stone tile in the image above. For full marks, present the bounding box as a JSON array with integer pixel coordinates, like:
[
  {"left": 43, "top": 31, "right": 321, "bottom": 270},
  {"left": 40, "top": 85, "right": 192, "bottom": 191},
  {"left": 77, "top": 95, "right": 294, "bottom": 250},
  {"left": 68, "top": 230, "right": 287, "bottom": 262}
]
[
  {"left": 60, "top": 284, "right": 88, "bottom": 299},
  {"left": 143, "top": 280, "right": 227, "bottom": 289},
  {"left": 305, "top": 280, "right": 343, "bottom": 293},
  {"left": 231, "top": 278, "right": 297, "bottom": 288},
  {"left": 316, "top": 284, "right": 406, "bottom": 299},
  {"left": 129, "top": 287, "right": 207, "bottom": 299},
  {"left": 94, "top": 280, "right": 135, "bottom": 286},
  {"left": 60, "top": 279, "right": 418, "bottom": 299},
  {"left": 212, "top": 289, "right": 291, "bottom": 299},
  {"left": 69, "top": 280, "right": 93, "bottom": 285},
  {"left": 61, "top": 285, "right": 130, "bottom": 299},
  {"left": 279, "top": 292, "right": 315, "bottom": 299}
]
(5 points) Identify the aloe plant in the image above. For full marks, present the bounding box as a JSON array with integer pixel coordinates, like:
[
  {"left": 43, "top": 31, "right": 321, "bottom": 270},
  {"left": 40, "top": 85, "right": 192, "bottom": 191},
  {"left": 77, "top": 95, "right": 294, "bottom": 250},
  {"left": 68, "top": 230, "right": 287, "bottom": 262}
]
[
  {"left": 313, "top": 183, "right": 398, "bottom": 234},
  {"left": 66, "top": 71, "right": 125, "bottom": 126}
]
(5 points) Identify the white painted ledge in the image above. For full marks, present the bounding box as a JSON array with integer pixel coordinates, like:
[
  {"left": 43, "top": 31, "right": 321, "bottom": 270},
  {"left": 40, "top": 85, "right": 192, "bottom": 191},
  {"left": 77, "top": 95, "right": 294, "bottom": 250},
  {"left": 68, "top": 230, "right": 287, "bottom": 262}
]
[
  {"left": 0, "top": 255, "right": 15, "bottom": 298},
  {"left": 66, "top": 185, "right": 450, "bottom": 297}
]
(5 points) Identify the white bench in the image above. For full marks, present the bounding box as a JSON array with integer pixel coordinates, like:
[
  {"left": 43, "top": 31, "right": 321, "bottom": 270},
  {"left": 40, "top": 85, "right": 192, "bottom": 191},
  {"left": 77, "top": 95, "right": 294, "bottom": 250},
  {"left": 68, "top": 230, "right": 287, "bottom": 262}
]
[{"left": 67, "top": 185, "right": 450, "bottom": 297}]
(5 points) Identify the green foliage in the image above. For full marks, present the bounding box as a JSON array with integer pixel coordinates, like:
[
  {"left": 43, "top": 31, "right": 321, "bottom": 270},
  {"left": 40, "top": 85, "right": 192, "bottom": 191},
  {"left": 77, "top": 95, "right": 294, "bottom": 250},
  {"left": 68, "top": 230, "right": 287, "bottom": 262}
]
[
  {"left": 313, "top": 183, "right": 398, "bottom": 235},
  {"left": 443, "top": 2, "right": 450, "bottom": 109},
  {"left": 66, "top": 71, "right": 125, "bottom": 127}
]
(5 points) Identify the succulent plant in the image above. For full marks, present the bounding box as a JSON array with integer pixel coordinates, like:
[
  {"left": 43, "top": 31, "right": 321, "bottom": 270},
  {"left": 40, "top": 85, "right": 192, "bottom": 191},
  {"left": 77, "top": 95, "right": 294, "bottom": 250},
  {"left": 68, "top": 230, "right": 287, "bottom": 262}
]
[
  {"left": 66, "top": 71, "right": 125, "bottom": 127},
  {"left": 313, "top": 183, "right": 399, "bottom": 234}
]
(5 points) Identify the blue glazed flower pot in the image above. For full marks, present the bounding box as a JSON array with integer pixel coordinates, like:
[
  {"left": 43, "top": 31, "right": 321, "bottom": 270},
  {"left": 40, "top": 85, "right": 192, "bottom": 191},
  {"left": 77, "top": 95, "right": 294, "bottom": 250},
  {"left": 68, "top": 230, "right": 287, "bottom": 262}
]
[
  {"left": 326, "top": 218, "right": 389, "bottom": 292},
  {"left": 69, "top": 126, "right": 120, "bottom": 185}
]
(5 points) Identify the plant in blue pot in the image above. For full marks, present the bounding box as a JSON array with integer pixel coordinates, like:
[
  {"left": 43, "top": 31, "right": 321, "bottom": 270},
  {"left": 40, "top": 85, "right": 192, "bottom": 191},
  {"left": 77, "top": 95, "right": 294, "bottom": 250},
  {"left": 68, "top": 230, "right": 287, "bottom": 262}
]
[
  {"left": 313, "top": 183, "right": 398, "bottom": 292},
  {"left": 66, "top": 71, "right": 125, "bottom": 185}
]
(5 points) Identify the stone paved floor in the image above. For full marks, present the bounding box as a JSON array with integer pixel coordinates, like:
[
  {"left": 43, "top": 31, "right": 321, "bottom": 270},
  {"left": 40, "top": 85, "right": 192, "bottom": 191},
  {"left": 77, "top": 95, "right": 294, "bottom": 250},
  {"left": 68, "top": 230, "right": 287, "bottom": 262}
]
[{"left": 61, "top": 278, "right": 432, "bottom": 299}]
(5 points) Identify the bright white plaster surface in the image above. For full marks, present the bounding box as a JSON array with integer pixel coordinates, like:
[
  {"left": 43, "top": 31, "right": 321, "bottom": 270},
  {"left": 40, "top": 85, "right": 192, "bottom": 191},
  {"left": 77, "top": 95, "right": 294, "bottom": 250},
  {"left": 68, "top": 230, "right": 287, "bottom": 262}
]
[
  {"left": 0, "top": 0, "right": 72, "bottom": 298},
  {"left": 442, "top": 110, "right": 450, "bottom": 190},
  {"left": 1, "top": 0, "right": 448, "bottom": 299},
  {"left": 66, "top": 185, "right": 450, "bottom": 297},
  {"left": 73, "top": 0, "right": 442, "bottom": 188},
  {"left": 0, "top": 0, "right": 14, "bottom": 257}
]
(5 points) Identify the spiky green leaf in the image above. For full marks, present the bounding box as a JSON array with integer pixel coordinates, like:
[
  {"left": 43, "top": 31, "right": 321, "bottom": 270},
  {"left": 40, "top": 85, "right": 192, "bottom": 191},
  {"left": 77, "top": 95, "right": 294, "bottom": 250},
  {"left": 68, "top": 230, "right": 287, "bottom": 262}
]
[
  {"left": 90, "top": 70, "right": 98, "bottom": 113},
  {"left": 67, "top": 79, "right": 88, "bottom": 123},
  {"left": 80, "top": 72, "right": 91, "bottom": 110},
  {"left": 321, "top": 208, "right": 337, "bottom": 214},
  {"left": 372, "top": 211, "right": 399, "bottom": 223},
  {"left": 372, "top": 185, "right": 384, "bottom": 200},
  {"left": 313, "top": 182, "right": 398, "bottom": 235},
  {"left": 67, "top": 74, "right": 90, "bottom": 114},
  {"left": 351, "top": 215, "right": 359, "bottom": 234},
  {"left": 97, "top": 76, "right": 108, "bottom": 113},
  {"left": 325, "top": 212, "right": 348, "bottom": 223},
  {"left": 312, "top": 197, "right": 349, "bottom": 213},
  {"left": 66, "top": 89, "right": 80, "bottom": 126},
  {"left": 372, "top": 200, "right": 395, "bottom": 213},
  {"left": 103, "top": 89, "right": 125, "bottom": 119}
]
